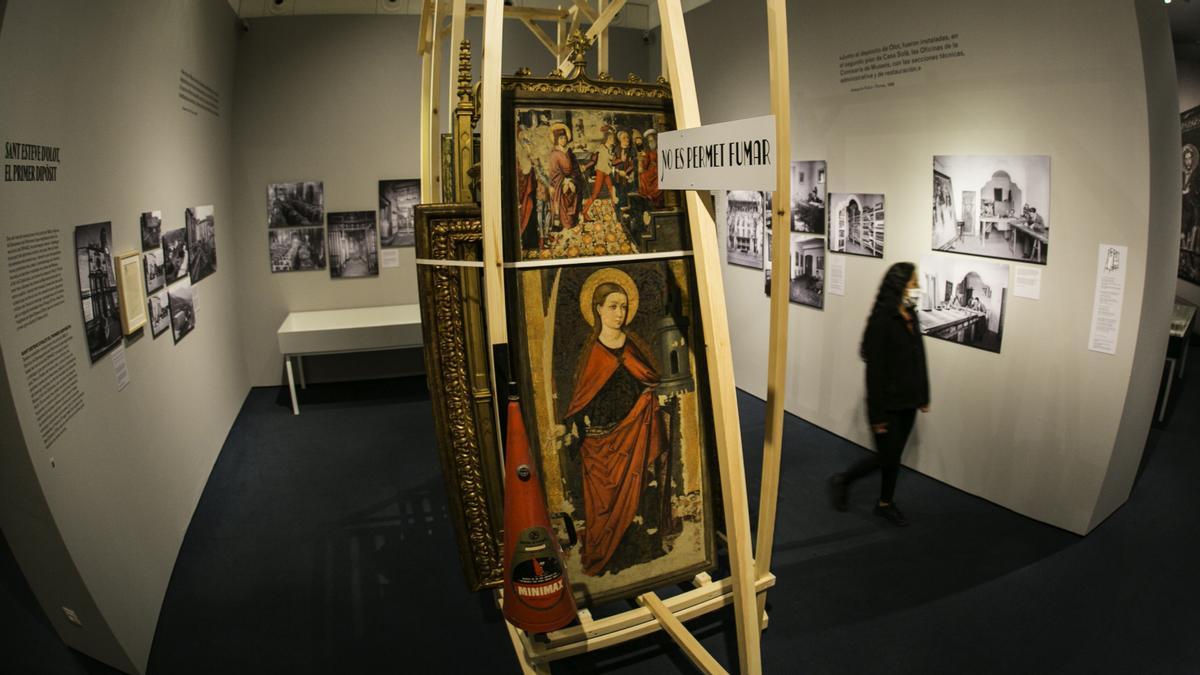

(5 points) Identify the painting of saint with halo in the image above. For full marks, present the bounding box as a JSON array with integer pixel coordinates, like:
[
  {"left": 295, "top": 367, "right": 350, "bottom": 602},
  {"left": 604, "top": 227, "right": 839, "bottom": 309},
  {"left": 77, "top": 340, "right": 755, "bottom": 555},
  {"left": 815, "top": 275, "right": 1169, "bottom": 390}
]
[{"left": 513, "top": 259, "right": 717, "bottom": 605}]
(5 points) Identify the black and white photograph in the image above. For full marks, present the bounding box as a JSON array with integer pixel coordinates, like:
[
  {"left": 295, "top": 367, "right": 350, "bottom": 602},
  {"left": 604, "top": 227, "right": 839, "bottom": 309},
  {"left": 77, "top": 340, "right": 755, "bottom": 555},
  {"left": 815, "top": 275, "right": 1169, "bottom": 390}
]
[
  {"left": 763, "top": 229, "right": 774, "bottom": 296},
  {"left": 1180, "top": 106, "right": 1200, "bottom": 285},
  {"left": 726, "top": 190, "right": 770, "bottom": 269},
  {"left": 327, "top": 210, "right": 379, "bottom": 278},
  {"left": 74, "top": 221, "right": 122, "bottom": 362},
  {"left": 791, "top": 160, "right": 827, "bottom": 234},
  {"left": 267, "top": 181, "right": 324, "bottom": 227},
  {"left": 163, "top": 227, "right": 189, "bottom": 284},
  {"left": 147, "top": 289, "right": 170, "bottom": 338},
  {"left": 829, "top": 193, "right": 885, "bottom": 258},
  {"left": 269, "top": 227, "right": 327, "bottom": 272},
  {"left": 917, "top": 255, "right": 1009, "bottom": 354},
  {"left": 186, "top": 204, "right": 217, "bottom": 284},
  {"left": 140, "top": 210, "right": 162, "bottom": 250},
  {"left": 932, "top": 155, "right": 1051, "bottom": 265},
  {"left": 168, "top": 281, "right": 196, "bottom": 344},
  {"left": 789, "top": 235, "right": 825, "bottom": 309},
  {"left": 143, "top": 248, "right": 164, "bottom": 294},
  {"left": 378, "top": 178, "right": 420, "bottom": 247}
]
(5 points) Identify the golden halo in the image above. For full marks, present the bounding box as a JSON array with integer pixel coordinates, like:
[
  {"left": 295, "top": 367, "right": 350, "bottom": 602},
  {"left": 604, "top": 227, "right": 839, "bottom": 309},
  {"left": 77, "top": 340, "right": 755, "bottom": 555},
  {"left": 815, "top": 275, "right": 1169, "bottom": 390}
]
[{"left": 579, "top": 267, "right": 639, "bottom": 327}]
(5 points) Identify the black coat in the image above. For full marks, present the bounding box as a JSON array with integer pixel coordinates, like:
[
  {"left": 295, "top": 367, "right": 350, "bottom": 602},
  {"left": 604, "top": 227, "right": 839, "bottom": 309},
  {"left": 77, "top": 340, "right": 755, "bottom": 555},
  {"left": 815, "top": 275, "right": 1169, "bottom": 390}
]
[{"left": 862, "top": 309, "right": 930, "bottom": 424}]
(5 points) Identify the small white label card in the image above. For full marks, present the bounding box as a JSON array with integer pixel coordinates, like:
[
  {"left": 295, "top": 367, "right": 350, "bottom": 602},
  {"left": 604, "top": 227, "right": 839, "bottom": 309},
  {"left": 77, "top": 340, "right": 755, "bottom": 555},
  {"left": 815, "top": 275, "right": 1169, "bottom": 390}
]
[
  {"left": 112, "top": 343, "right": 130, "bottom": 391},
  {"left": 827, "top": 254, "right": 846, "bottom": 296},
  {"left": 1013, "top": 266, "right": 1042, "bottom": 300},
  {"left": 1087, "top": 243, "right": 1128, "bottom": 355},
  {"left": 381, "top": 249, "right": 400, "bottom": 269}
]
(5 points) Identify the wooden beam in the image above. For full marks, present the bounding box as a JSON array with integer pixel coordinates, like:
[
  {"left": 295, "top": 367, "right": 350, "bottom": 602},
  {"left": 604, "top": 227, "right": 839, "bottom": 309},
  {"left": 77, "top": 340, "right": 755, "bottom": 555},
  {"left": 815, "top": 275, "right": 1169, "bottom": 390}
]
[
  {"left": 521, "top": 18, "right": 560, "bottom": 58},
  {"left": 480, "top": 0, "right": 507, "bottom": 347},
  {"left": 571, "top": 0, "right": 598, "bottom": 23},
  {"left": 418, "top": 23, "right": 435, "bottom": 200},
  {"left": 417, "top": 0, "right": 433, "bottom": 54},
  {"left": 638, "top": 593, "right": 729, "bottom": 675},
  {"left": 446, "top": 0, "right": 466, "bottom": 133},
  {"left": 756, "top": 0, "right": 793, "bottom": 625},
  {"left": 556, "top": 0, "right": 625, "bottom": 73},
  {"left": 428, "top": 0, "right": 447, "bottom": 199},
  {"left": 464, "top": 3, "right": 568, "bottom": 21},
  {"left": 596, "top": 0, "right": 609, "bottom": 73},
  {"left": 656, "top": 0, "right": 762, "bottom": 673}
]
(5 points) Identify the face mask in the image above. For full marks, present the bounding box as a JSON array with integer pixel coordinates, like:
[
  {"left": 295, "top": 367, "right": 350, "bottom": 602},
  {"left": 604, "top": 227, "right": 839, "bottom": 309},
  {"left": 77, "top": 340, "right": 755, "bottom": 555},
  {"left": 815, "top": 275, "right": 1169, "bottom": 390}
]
[{"left": 904, "top": 287, "right": 922, "bottom": 306}]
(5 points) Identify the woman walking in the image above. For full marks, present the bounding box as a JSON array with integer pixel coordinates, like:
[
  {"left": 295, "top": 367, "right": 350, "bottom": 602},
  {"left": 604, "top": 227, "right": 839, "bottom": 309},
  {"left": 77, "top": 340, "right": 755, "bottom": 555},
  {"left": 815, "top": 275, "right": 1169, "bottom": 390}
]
[{"left": 831, "top": 262, "right": 930, "bottom": 526}]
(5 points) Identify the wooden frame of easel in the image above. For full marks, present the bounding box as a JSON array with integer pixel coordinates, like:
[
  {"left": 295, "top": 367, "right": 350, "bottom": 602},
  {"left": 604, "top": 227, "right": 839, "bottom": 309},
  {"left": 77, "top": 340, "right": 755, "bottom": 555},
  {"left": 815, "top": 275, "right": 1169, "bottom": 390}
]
[{"left": 416, "top": 1, "right": 794, "bottom": 672}]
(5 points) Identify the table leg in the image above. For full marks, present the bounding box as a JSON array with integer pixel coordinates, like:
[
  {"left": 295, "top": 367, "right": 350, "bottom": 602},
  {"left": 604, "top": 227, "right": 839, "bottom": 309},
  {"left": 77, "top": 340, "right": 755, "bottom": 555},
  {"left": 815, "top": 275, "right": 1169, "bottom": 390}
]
[
  {"left": 298, "top": 355, "right": 307, "bottom": 390},
  {"left": 1160, "top": 358, "right": 1176, "bottom": 423},
  {"left": 285, "top": 356, "right": 299, "bottom": 415}
]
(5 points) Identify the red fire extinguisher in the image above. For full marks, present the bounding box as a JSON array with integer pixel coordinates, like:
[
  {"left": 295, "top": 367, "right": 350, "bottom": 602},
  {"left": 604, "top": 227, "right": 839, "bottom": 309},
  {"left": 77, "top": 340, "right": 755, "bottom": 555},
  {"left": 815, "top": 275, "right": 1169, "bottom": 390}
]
[{"left": 501, "top": 392, "right": 578, "bottom": 633}]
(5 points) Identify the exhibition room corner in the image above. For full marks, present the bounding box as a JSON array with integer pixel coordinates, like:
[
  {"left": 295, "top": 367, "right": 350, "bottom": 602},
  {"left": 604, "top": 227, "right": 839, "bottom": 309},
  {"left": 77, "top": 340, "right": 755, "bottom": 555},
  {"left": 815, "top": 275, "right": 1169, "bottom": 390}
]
[{"left": 0, "top": 0, "right": 1195, "bottom": 673}]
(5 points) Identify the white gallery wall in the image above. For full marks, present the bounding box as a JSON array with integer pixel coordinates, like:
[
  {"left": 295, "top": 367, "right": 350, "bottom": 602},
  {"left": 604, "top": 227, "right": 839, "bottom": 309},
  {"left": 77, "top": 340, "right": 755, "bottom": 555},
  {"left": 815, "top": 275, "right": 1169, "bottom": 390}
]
[
  {"left": 677, "top": 0, "right": 1179, "bottom": 534},
  {"left": 0, "top": 1, "right": 244, "bottom": 672},
  {"left": 231, "top": 16, "right": 652, "bottom": 387}
]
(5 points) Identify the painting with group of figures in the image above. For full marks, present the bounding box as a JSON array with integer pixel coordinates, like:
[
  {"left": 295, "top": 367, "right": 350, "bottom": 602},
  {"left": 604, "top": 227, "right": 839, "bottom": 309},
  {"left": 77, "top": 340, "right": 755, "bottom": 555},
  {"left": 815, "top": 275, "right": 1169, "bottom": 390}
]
[
  {"left": 511, "top": 106, "right": 686, "bottom": 261},
  {"left": 501, "top": 70, "right": 716, "bottom": 607},
  {"left": 1181, "top": 107, "right": 1200, "bottom": 285}
]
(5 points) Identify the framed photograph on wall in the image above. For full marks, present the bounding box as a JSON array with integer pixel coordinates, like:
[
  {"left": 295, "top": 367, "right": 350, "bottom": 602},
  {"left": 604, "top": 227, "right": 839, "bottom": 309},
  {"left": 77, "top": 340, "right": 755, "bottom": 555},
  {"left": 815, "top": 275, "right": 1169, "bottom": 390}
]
[
  {"left": 267, "top": 181, "right": 324, "bottom": 227},
  {"left": 790, "top": 160, "right": 826, "bottom": 234},
  {"left": 725, "top": 190, "right": 768, "bottom": 269},
  {"left": 932, "top": 155, "right": 1050, "bottom": 265},
  {"left": 186, "top": 204, "right": 217, "bottom": 284},
  {"left": 917, "top": 254, "right": 1009, "bottom": 353},
  {"left": 1181, "top": 106, "right": 1200, "bottom": 285},
  {"left": 327, "top": 210, "right": 379, "bottom": 278},
  {"left": 140, "top": 210, "right": 162, "bottom": 250},
  {"left": 162, "top": 227, "right": 189, "bottom": 285},
  {"left": 114, "top": 251, "right": 147, "bottom": 335},
  {"left": 379, "top": 179, "right": 420, "bottom": 247},
  {"left": 268, "top": 227, "right": 327, "bottom": 272},
  {"left": 168, "top": 280, "right": 196, "bottom": 344},
  {"left": 74, "top": 221, "right": 122, "bottom": 362},
  {"left": 788, "top": 235, "right": 825, "bottom": 309},
  {"left": 828, "top": 193, "right": 885, "bottom": 258},
  {"left": 147, "top": 289, "right": 170, "bottom": 339}
]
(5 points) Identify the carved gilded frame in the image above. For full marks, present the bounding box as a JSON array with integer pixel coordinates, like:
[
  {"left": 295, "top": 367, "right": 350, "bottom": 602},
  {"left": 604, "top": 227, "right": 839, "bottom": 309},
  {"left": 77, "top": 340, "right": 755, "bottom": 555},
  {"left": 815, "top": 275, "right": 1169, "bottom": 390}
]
[{"left": 414, "top": 203, "right": 504, "bottom": 591}]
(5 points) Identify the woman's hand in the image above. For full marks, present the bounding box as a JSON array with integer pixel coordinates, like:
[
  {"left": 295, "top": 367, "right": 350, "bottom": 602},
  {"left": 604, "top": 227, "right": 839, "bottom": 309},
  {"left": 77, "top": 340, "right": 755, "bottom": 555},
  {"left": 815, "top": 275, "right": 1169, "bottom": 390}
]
[{"left": 872, "top": 422, "right": 888, "bottom": 434}]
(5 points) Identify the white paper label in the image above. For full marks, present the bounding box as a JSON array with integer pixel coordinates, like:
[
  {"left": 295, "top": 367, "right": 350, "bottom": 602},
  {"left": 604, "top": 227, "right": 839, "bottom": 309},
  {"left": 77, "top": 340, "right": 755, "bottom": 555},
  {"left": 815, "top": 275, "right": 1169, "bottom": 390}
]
[
  {"left": 1013, "top": 266, "right": 1042, "bottom": 300},
  {"left": 827, "top": 254, "right": 846, "bottom": 296},
  {"left": 657, "top": 115, "right": 777, "bottom": 191},
  {"left": 1087, "top": 244, "right": 1128, "bottom": 355},
  {"left": 381, "top": 249, "right": 400, "bottom": 268},
  {"left": 111, "top": 343, "right": 130, "bottom": 391}
]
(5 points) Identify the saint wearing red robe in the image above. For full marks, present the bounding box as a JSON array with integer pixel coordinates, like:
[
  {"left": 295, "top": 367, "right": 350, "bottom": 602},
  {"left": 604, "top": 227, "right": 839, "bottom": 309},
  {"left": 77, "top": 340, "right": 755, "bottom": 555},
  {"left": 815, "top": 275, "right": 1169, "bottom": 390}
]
[
  {"left": 548, "top": 123, "right": 583, "bottom": 230},
  {"left": 562, "top": 281, "right": 673, "bottom": 576}
]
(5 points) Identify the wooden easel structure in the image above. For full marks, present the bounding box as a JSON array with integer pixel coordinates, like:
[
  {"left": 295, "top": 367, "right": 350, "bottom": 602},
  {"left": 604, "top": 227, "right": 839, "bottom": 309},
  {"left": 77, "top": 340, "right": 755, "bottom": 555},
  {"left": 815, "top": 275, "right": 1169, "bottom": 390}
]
[{"left": 416, "top": 1, "right": 794, "bottom": 672}]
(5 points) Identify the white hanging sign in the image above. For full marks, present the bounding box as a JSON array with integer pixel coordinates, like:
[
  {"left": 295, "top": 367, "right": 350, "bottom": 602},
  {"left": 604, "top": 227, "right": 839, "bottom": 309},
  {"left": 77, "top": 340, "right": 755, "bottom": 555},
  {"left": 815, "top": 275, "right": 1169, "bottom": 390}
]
[{"left": 657, "top": 115, "right": 777, "bottom": 191}]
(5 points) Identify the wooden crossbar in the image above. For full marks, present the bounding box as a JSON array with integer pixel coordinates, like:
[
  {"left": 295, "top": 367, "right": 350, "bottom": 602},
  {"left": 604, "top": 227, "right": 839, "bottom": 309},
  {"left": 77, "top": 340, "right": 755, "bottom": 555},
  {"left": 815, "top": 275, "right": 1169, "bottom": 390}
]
[
  {"left": 555, "top": 0, "right": 626, "bottom": 74},
  {"left": 639, "top": 592, "right": 729, "bottom": 675}
]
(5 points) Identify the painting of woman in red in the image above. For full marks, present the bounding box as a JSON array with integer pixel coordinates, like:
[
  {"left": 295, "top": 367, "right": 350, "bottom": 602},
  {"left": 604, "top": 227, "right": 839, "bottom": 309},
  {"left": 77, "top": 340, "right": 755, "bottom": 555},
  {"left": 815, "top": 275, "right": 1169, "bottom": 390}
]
[{"left": 560, "top": 272, "right": 674, "bottom": 576}]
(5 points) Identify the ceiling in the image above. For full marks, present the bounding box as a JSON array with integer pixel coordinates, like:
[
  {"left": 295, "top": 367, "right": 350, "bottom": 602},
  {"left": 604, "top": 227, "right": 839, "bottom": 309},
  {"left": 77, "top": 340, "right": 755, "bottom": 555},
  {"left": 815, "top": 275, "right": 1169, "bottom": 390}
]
[{"left": 225, "top": 0, "right": 710, "bottom": 30}]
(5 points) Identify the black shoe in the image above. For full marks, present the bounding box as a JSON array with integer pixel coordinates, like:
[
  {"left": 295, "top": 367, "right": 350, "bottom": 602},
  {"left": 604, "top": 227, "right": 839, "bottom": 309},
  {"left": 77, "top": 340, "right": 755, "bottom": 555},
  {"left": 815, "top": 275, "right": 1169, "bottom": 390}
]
[
  {"left": 829, "top": 474, "right": 848, "bottom": 512},
  {"left": 874, "top": 503, "right": 909, "bottom": 527}
]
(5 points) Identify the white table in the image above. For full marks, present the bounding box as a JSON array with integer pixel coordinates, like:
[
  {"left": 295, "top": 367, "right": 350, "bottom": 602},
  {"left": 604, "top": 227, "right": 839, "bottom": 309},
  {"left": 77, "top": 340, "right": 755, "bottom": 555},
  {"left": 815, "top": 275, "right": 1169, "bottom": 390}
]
[
  {"left": 276, "top": 305, "right": 424, "bottom": 414},
  {"left": 1160, "top": 302, "right": 1196, "bottom": 422}
]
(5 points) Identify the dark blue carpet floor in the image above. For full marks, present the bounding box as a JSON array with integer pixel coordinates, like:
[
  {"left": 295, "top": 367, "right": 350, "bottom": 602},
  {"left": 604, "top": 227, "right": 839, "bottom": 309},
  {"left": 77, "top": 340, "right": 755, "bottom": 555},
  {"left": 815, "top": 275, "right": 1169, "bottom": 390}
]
[{"left": 3, "top": 344, "right": 1199, "bottom": 674}]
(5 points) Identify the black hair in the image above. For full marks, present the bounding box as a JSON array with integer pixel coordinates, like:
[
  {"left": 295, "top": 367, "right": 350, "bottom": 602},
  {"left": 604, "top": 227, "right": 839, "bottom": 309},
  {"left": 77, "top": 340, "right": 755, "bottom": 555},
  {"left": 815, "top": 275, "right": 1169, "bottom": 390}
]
[{"left": 861, "top": 262, "right": 916, "bottom": 359}]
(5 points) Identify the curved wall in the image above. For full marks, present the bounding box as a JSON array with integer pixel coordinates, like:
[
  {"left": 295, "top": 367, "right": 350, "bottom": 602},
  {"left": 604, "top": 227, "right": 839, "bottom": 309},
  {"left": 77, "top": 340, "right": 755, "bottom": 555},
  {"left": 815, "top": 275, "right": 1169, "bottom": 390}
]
[{"left": 681, "top": 0, "right": 1179, "bottom": 534}]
